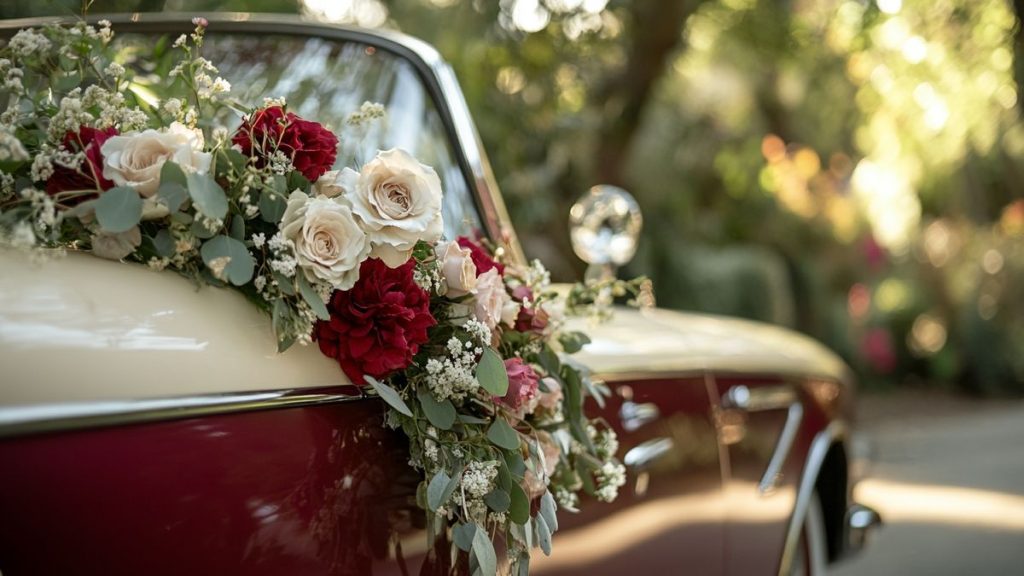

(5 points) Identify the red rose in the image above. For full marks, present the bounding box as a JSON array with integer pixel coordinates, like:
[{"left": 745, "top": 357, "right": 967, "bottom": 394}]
[
  {"left": 495, "top": 358, "right": 540, "bottom": 412},
  {"left": 232, "top": 106, "right": 338, "bottom": 182},
  {"left": 457, "top": 236, "right": 504, "bottom": 276},
  {"left": 509, "top": 286, "right": 548, "bottom": 333},
  {"left": 46, "top": 126, "right": 118, "bottom": 197},
  {"left": 314, "top": 257, "right": 436, "bottom": 383}
]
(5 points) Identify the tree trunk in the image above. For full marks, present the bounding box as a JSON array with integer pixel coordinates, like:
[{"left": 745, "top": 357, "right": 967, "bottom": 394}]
[{"left": 590, "top": 0, "right": 708, "bottom": 187}]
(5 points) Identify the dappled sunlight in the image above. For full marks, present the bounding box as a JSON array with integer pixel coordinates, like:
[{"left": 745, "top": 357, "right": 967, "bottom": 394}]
[{"left": 854, "top": 479, "right": 1024, "bottom": 531}]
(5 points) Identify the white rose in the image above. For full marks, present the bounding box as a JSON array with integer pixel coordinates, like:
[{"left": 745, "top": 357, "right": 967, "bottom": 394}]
[
  {"left": 435, "top": 240, "right": 477, "bottom": 297},
  {"left": 100, "top": 122, "right": 211, "bottom": 197},
  {"left": 472, "top": 268, "right": 512, "bottom": 330},
  {"left": 313, "top": 167, "right": 358, "bottom": 199},
  {"left": 280, "top": 191, "right": 370, "bottom": 290},
  {"left": 501, "top": 300, "right": 521, "bottom": 327},
  {"left": 350, "top": 148, "right": 443, "bottom": 267}
]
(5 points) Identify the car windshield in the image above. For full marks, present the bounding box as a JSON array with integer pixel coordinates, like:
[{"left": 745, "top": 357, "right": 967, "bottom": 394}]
[{"left": 121, "top": 31, "right": 484, "bottom": 240}]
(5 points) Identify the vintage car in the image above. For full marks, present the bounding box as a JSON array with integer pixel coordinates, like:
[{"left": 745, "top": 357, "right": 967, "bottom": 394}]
[{"left": 0, "top": 13, "right": 880, "bottom": 576}]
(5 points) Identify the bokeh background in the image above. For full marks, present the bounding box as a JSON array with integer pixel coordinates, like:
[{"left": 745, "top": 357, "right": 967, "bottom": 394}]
[{"left": 7, "top": 0, "right": 1023, "bottom": 398}]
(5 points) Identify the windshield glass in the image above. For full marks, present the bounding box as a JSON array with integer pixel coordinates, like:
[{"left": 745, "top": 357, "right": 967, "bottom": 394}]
[{"left": 122, "top": 32, "right": 484, "bottom": 240}]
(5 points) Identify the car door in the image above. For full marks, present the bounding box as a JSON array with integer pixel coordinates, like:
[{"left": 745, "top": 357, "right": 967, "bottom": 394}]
[
  {"left": 531, "top": 374, "right": 725, "bottom": 575},
  {"left": 712, "top": 374, "right": 807, "bottom": 576}
]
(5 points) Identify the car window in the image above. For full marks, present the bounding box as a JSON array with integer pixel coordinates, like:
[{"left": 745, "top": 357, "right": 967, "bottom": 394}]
[{"left": 120, "top": 32, "right": 484, "bottom": 241}]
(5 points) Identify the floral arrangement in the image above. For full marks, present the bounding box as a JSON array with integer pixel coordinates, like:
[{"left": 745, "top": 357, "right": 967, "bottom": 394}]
[{"left": 0, "top": 19, "right": 649, "bottom": 575}]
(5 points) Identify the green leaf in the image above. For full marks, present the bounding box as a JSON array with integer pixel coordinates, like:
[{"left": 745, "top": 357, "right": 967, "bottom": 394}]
[
  {"left": 191, "top": 219, "right": 216, "bottom": 239},
  {"left": 223, "top": 148, "right": 247, "bottom": 173},
  {"left": 273, "top": 272, "right": 296, "bottom": 296},
  {"left": 364, "top": 376, "right": 413, "bottom": 417},
  {"left": 259, "top": 188, "right": 287, "bottom": 223},
  {"left": 538, "top": 344, "right": 561, "bottom": 377},
  {"left": 540, "top": 490, "right": 558, "bottom": 533},
  {"left": 487, "top": 418, "right": 520, "bottom": 451},
  {"left": 418, "top": 389, "right": 457, "bottom": 430},
  {"left": 484, "top": 489, "right": 511, "bottom": 513},
  {"left": 152, "top": 229, "right": 175, "bottom": 257},
  {"left": 504, "top": 450, "right": 526, "bottom": 479},
  {"left": 508, "top": 481, "right": 530, "bottom": 525},
  {"left": 458, "top": 414, "right": 489, "bottom": 425},
  {"left": 187, "top": 172, "right": 228, "bottom": 221},
  {"left": 287, "top": 170, "right": 311, "bottom": 193},
  {"left": 158, "top": 162, "right": 189, "bottom": 212},
  {"left": 199, "top": 235, "right": 255, "bottom": 286},
  {"left": 94, "top": 186, "right": 142, "bottom": 233},
  {"left": 296, "top": 274, "right": 330, "bottom": 321},
  {"left": 536, "top": 513, "right": 553, "bottom": 556},
  {"left": 558, "top": 331, "right": 591, "bottom": 354},
  {"left": 476, "top": 348, "right": 509, "bottom": 396},
  {"left": 228, "top": 215, "right": 245, "bottom": 241},
  {"left": 427, "top": 470, "right": 451, "bottom": 511},
  {"left": 452, "top": 522, "right": 477, "bottom": 552},
  {"left": 472, "top": 525, "right": 497, "bottom": 576}
]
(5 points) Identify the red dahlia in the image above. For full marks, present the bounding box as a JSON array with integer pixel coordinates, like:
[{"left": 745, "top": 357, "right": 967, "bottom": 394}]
[
  {"left": 231, "top": 106, "right": 339, "bottom": 182},
  {"left": 314, "top": 258, "right": 436, "bottom": 383},
  {"left": 46, "top": 126, "right": 118, "bottom": 198}
]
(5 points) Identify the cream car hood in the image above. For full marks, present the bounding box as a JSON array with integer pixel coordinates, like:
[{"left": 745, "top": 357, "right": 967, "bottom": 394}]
[{"left": 0, "top": 251, "right": 849, "bottom": 407}]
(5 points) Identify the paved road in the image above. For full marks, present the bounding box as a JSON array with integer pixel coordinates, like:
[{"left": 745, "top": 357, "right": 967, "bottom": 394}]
[{"left": 831, "top": 392, "right": 1024, "bottom": 575}]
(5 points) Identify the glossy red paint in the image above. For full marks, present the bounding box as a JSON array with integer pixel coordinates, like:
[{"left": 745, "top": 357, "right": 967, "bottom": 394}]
[{"left": 0, "top": 398, "right": 419, "bottom": 576}]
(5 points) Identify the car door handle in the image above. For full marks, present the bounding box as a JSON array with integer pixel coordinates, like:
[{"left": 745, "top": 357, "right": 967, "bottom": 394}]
[
  {"left": 721, "top": 384, "right": 796, "bottom": 412},
  {"left": 619, "top": 401, "right": 660, "bottom": 432},
  {"left": 623, "top": 437, "right": 675, "bottom": 471}
]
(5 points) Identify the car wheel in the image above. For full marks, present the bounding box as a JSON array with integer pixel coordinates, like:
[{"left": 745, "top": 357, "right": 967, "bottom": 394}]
[{"left": 789, "top": 491, "right": 828, "bottom": 576}]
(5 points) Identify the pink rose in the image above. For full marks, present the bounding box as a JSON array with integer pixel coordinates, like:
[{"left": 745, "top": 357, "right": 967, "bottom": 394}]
[
  {"left": 496, "top": 358, "right": 539, "bottom": 414},
  {"left": 473, "top": 268, "right": 512, "bottom": 330}
]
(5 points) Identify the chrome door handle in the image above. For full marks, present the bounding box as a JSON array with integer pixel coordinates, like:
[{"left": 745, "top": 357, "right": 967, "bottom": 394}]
[
  {"left": 623, "top": 437, "right": 675, "bottom": 471},
  {"left": 619, "top": 401, "right": 660, "bottom": 432},
  {"left": 721, "top": 384, "right": 796, "bottom": 412}
]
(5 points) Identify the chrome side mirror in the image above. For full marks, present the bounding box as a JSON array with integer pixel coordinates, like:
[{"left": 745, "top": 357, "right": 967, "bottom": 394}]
[{"left": 569, "top": 185, "right": 643, "bottom": 282}]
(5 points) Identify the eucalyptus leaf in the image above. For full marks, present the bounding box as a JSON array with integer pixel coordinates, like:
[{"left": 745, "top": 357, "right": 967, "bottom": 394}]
[
  {"left": 297, "top": 274, "right": 330, "bottom": 321},
  {"left": 273, "top": 272, "right": 296, "bottom": 296},
  {"left": 558, "top": 331, "right": 591, "bottom": 354},
  {"left": 418, "top": 389, "right": 457, "bottom": 430},
  {"left": 259, "top": 188, "right": 287, "bottom": 223},
  {"left": 504, "top": 450, "right": 526, "bottom": 479},
  {"left": 190, "top": 219, "right": 216, "bottom": 239},
  {"left": 471, "top": 525, "right": 497, "bottom": 576},
  {"left": 152, "top": 229, "right": 175, "bottom": 257},
  {"left": 452, "top": 522, "right": 477, "bottom": 552},
  {"left": 540, "top": 490, "right": 559, "bottom": 532},
  {"left": 287, "top": 171, "right": 312, "bottom": 193},
  {"left": 484, "top": 489, "right": 511, "bottom": 513},
  {"left": 487, "top": 418, "right": 520, "bottom": 451},
  {"left": 538, "top": 344, "right": 561, "bottom": 377},
  {"left": 508, "top": 481, "right": 530, "bottom": 525},
  {"left": 457, "top": 414, "right": 489, "bottom": 425},
  {"left": 476, "top": 347, "right": 508, "bottom": 396},
  {"left": 227, "top": 216, "right": 244, "bottom": 241},
  {"left": 94, "top": 186, "right": 142, "bottom": 233},
  {"left": 156, "top": 181, "right": 188, "bottom": 213},
  {"left": 199, "top": 235, "right": 255, "bottom": 286},
  {"left": 516, "top": 554, "right": 530, "bottom": 576},
  {"left": 427, "top": 470, "right": 451, "bottom": 511},
  {"left": 536, "top": 513, "right": 553, "bottom": 556},
  {"left": 187, "top": 172, "right": 228, "bottom": 221},
  {"left": 364, "top": 376, "right": 413, "bottom": 417}
]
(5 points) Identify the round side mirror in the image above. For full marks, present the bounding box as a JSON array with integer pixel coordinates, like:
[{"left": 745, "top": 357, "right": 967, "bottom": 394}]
[{"left": 569, "top": 185, "right": 643, "bottom": 280}]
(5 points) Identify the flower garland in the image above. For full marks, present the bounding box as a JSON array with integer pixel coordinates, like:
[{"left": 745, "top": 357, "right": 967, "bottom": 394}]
[{"left": 0, "top": 19, "right": 651, "bottom": 574}]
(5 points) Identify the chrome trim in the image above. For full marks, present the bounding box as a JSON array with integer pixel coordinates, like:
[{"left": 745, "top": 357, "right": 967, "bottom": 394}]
[
  {"left": 623, "top": 437, "right": 675, "bottom": 471},
  {"left": 722, "top": 383, "right": 797, "bottom": 412},
  {"left": 0, "top": 12, "right": 525, "bottom": 266},
  {"left": 776, "top": 420, "right": 847, "bottom": 576},
  {"left": 758, "top": 402, "right": 803, "bottom": 495},
  {"left": 0, "top": 386, "right": 365, "bottom": 439},
  {"left": 845, "top": 503, "right": 883, "bottom": 553},
  {"left": 619, "top": 401, "right": 660, "bottom": 432}
]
